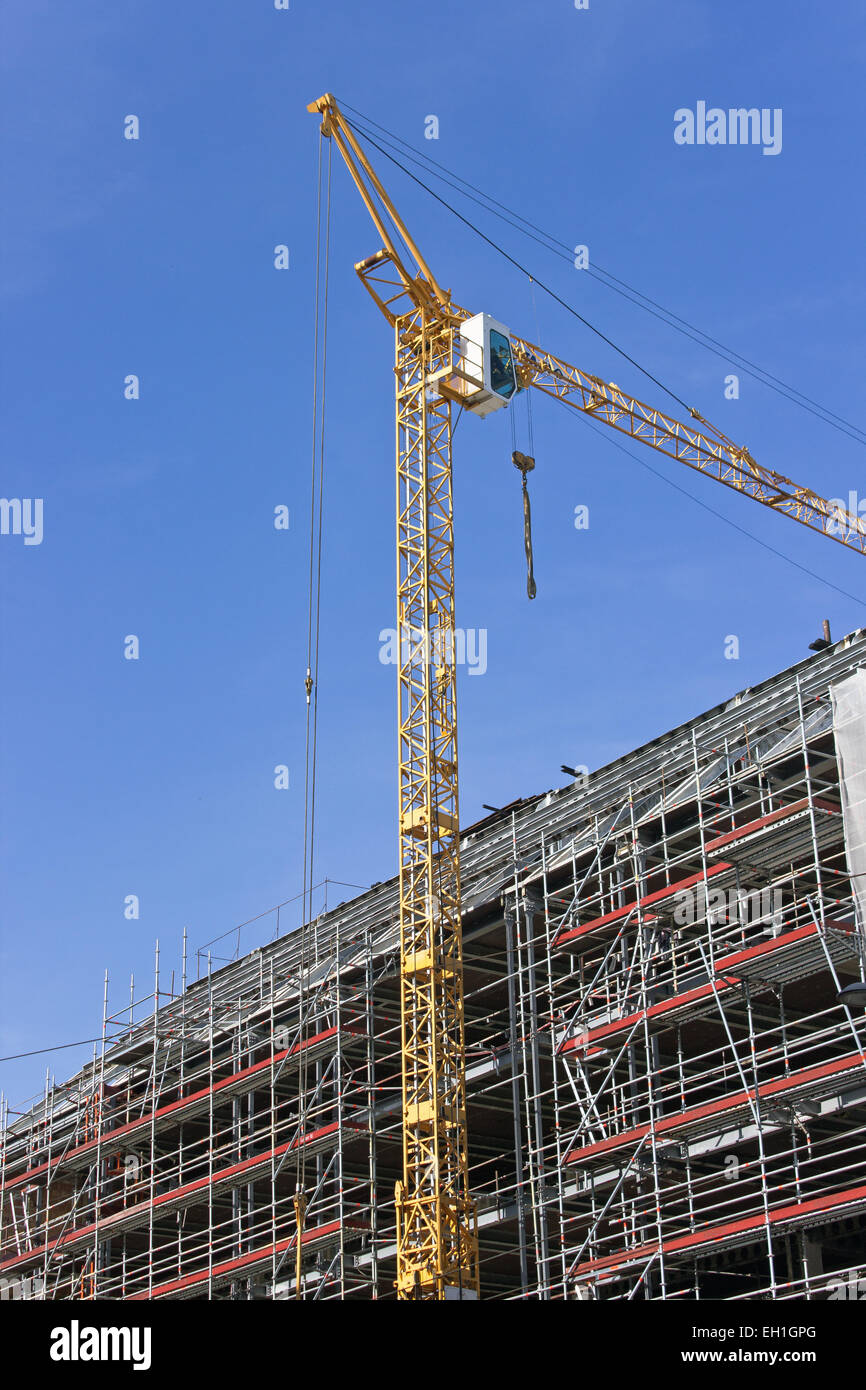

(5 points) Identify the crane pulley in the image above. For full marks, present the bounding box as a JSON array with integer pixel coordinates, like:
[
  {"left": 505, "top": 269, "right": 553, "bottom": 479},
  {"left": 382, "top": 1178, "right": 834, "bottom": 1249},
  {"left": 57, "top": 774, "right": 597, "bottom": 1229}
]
[{"left": 307, "top": 90, "right": 866, "bottom": 1301}]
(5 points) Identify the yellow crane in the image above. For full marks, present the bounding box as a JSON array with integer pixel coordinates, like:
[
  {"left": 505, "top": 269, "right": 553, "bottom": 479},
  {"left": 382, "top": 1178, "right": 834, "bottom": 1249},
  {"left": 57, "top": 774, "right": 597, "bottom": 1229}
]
[{"left": 307, "top": 92, "right": 866, "bottom": 1300}]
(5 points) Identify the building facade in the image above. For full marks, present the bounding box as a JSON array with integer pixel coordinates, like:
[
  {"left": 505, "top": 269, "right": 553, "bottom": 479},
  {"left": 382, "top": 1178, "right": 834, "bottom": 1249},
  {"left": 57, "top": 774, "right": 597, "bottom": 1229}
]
[{"left": 3, "top": 633, "right": 866, "bottom": 1300}]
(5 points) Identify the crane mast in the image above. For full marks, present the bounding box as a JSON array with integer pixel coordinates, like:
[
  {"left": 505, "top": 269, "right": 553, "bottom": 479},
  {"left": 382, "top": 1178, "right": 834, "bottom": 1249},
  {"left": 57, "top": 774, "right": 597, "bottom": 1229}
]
[
  {"left": 306, "top": 92, "right": 866, "bottom": 1302},
  {"left": 392, "top": 305, "right": 477, "bottom": 1300},
  {"left": 308, "top": 94, "right": 478, "bottom": 1299}
]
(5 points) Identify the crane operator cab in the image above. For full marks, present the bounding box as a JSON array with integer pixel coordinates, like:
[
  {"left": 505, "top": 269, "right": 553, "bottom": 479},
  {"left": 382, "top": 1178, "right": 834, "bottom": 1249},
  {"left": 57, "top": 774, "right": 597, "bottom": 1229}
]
[{"left": 457, "top": 313, "right": 518, "bottom": 417}]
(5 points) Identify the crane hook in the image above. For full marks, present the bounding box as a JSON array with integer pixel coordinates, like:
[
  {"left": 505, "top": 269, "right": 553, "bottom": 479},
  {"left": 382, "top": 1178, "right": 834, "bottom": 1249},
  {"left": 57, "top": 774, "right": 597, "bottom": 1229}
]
[{"left": 512, "top": 451, "right": 537, "bottom": 600}]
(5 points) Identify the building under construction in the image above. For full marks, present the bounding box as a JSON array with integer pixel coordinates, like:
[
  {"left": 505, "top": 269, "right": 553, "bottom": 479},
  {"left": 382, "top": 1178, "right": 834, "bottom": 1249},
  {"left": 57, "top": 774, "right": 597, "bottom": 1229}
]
[{"left": 3, "top": 630, "right": 866, "bottom": 1301}]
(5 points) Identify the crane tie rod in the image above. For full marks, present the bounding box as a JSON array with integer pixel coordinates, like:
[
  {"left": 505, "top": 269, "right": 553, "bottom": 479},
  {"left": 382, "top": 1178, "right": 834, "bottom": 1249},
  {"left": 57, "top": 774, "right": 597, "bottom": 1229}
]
[
  {"left": 349, "top": 125, "right": 695, "bottom": 418},
  {"left": 340, "top": 100, "right": 866, "bottom": 449}
]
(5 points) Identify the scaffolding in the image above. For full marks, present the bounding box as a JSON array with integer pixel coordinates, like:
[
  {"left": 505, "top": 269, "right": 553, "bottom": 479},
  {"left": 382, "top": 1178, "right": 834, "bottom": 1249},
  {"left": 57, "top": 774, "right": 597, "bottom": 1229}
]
[{"left": 3, "top": 632, "right": 866, "bottom": 1300}]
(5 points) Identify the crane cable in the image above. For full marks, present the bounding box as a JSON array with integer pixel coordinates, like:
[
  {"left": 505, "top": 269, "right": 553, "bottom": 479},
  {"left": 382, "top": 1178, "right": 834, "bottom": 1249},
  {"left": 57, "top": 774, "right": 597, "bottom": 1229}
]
[
  {"left": 339, "top": 100, "right": 866, "bottom": 449},
  {"left": 297, "top": 127, "right": 332, "bottom": 1286},
  {"left": 516, "top": 457, "right": 536, "bottom": 601},
  {"left": 561, "top": 397, "right": 866, "bottom": 606},
  {"left": 303, "top": 128, "right": 330, "bottom": 967},
  {"left": 351, "top": 124, "right": 694, "bottom": 419},
  {"left": 343, "top": 115, "right": 865, "bottom": 602},
  {"left": 510, "top": 395, "right": 537, "bottom": 600}
]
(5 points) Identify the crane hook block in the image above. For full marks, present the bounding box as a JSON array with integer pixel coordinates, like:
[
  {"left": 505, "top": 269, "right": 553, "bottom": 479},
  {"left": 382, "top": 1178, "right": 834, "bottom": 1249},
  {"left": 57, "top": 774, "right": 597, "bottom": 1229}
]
[{"left": 512, "top": 452, "right": 537, "bottom": 600}]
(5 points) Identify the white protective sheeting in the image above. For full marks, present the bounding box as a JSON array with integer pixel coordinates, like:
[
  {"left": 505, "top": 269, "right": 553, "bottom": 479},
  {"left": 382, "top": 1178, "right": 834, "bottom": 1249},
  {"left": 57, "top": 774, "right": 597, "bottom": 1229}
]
[{"left": 831, "top": 667, "right": 866, "bottom": 934}]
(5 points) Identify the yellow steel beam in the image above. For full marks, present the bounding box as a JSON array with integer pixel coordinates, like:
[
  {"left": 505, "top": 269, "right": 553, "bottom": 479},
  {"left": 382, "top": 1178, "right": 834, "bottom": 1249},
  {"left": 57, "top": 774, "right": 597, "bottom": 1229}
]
[
  {"left": 307, "top": 93, "right": 449, "bottom": 317},
  {"left": 509, "top": 333, "right": 866, "bottom": 556},
  {"left": 393, "top": 308, "right": 478, "bottom": 1299},
  {"left": 308, "top": 93, "right": 478, "bottom": 1301}
]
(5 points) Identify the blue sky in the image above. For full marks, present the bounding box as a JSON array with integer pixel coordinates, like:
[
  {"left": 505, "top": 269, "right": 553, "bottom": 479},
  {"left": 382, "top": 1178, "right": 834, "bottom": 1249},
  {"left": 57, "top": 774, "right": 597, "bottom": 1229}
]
[{"left": 2, "top": 0, "right": 865, "bottom": 1108}]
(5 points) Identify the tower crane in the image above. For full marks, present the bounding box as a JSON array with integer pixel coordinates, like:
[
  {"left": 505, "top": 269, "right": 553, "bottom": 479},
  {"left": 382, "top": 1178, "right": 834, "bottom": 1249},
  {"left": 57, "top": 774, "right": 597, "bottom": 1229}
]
[{"left": 306, "top": 92, "right": 866, "bottom": 1301}]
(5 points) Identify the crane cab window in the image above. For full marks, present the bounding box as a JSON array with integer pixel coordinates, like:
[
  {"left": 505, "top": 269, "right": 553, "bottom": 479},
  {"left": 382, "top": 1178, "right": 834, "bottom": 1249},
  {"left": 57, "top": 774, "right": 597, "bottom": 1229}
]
[{"left": 489, "top": 331, "right": 516, "bottom": 399}]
